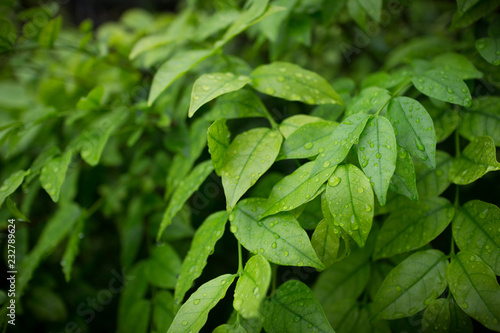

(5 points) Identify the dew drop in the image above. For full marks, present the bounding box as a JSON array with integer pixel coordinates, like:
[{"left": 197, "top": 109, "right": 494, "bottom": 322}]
[
  {"left": 328, "top": 175, "right": 341, "bottom": 187},
  {"left": 414, "top": 137, "right": 425, "bottom": 151},
  {"left": 376, "top": 152, "right": 382, "bottom": 158},
  {"left": 182, "top": 320, "right": 188, "bottom": 326},
  {"left": 271, "top": 242, "right": 277, "bottom": 248},
  {"left": 304, "top": 142, "right": 313, "bottom": 150},
  {"left": 266, "top": 87, "right": 275, "bottom": 94},
  {"left": 323, "top": 161, "right": 331, "bottom": 168},
  {"left": 193, "top": 299, "right": 200, "bottom": 305},
  {"left": 278, "top": 76, "right": 285, "bottom": 82},
  {"left": 283, "top": 251, "right": 289, "bottom": 256},
  {"left": 230, "top": 225, "right": 238, "bottom": 233},
  {"left": 480, "top": 209, "right": 488, "bottom": 218},
  {"left": 294, "top": 315, "right": 301, "bottom": 322}
]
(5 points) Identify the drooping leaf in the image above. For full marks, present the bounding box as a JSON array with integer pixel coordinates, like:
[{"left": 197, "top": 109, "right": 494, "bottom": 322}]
[
  {"left": 221, "top": 128, "right": 282, "bottom": 211},
  {"left": 40, "top": 151, "right": 72, "bottom": 202},
  {"left": 263, "top": 280, "right": 334, "bottom": 333},
  {"left": 0, "top": 169, "right": 30, "bottom": 208},
  {"left": 389, "top": 146, "right": 418, "bottom": 201},
  {"left": 476, "top": 37, "right": 500, "bottom": 66},
  {"left": 203, "top": 89, "right": 268, "bottom": 121},
  {"left": 230, "top": 198, "right": 324, "bottom": 269},
  {"left": 453, "top": 200, "right": 500, "bottom": 275},
  {"left": 373, "top": 250, "right": 448, "bottom": 320},
  {"left": 157, "top": 160, "right": 214, "bottom": 240},
  {"left": 38, "top": 16, "right": 62, "bottom": 47},
  {"left": 422, "top": 298, "right": 473, "bottom": 333},
  {"left": 459, "top": 96, "right": 500, "bottom": 146},
  {"left": 61, "top": 217, "right": 84, "bottom": 282},
  {"left": 449, "top": 136, "right": 500, "bottom": 185},
  {"left": 207, "top": 119, "right": 231, "bottom": 176},
  {"left": 374, "top": 198, "right": 454, "bottom": 259},
  {"left": 411, "top": 70, "right": 472, "bottom": 107},
  {"left": 357, "top": 116, "right": 397, "bottom": 206},
  {"left": 147, "top": 243, "right": 182, "bottom": 289},
  {"left": 431, "top": 53, "right": 483, "bottom": 80},
  {"left": 345, "top": 87, "right": 391, "bottom": 117},
  {"left": 278, "top": 115, "right": 326, "bottom": 139},
  {"left": 447, "top": 251, "right": 500, "bottom": 331},
  {"left": 251, "top": 62, "right": 343, "bottom": 105},
  {"left": 174, "top": 211, "right": 228, "bottom": 307},
  {"left": 233, "top": 255, "right": 271, "bottom": 319},
  {"left": 189, "top": 73, "right": 251, "bottom": 117},
  {"left": 168, "top": 274, "right": 236, "bottom": 333},
  {"left": 387, "top": 96, "right": 436, "bottom": 169},
  {"left": 311, "top": 219, "right": 340, "bottom": 268},
  {"left": 325, "top": 164, "right": 374, "bottom": 247}
]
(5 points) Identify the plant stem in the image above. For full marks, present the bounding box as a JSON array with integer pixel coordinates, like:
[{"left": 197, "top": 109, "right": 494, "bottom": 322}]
[
  {"left": 271, "top": 264, "right": 277, "bottom": 296},
  {"left": 237, "top": 241, "right": 243, "bottom": 274}
]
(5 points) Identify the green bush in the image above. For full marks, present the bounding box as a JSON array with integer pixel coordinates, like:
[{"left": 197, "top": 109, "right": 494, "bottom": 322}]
[{"left": 1, "top": 0, "right": 500, "bottom": 332}]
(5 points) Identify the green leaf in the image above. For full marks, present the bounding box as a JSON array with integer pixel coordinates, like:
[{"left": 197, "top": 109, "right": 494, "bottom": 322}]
[
  {"left": 388, "top": 97, "right": 436, "bottom": 169},
  {"left": 230, "top": 198, "right": 324, "bottom": 269},
  {"left": 278, "top": 115, "right": 326, "bottom": 139},
  {"left": 168, "top": 274, "right": 236, "bottom": 333},
  {"left": 0, "top": 18, "right": 16, "bottom": 50},
  {"left": 153, "top": 290, "right": 175, "bottom": 332},
  {"left": 345, "top": 87, "right": 391, "bottom": 117},
  {"left": 449, "top": 136, "right": 500, "bottom": 185},
  {"left": 234, "top": 254, "right": 271, "bottom": 319},
  {"left": 189, "top": 73, "right": 251, "bottom": 117},
  {"left": 457, "top": 0, "right": 480, "bottom": 14},
  {"left": 347, "top": 0, "right": 366, "bottom": 28},
  {"left": 358, "top": 116, "right": 397, "bottom": 206},
  {"left": 6, "top": 197, "right": 30, "bottom": 221},
  {"left": 203, "top": 89, "right": 268, "bottom": 121},
  {"left": 157, "top": 160, "right": 214, "bottom": 240},
  {"left": 476, "top": 37, "right": 500, "bottom": 66},
  {"left": 447, "top": 251, "right": 500, "bottom": 331},
  {"left": 453, "top": 200, "right": 500, "bottom": 275},
  {"left": 431, "top": 53, "right": 483, "bottom": 80},
  {"left": 61, "top": 217, "right": 84, "bottom": 281},
  {"left": 174, "top": 211, "right": 228, "bottom": 307},
  {"left": 263, "top": 280, "right": 334, "bottom": 333},
  {"left": 425, "top": 102, "right": 459, "bottom": 143},
  {"left": 325, "top": 164, "right": 374, "bottom": 247},
  {"left": 195, "top": 10, "right": 239, "bottom": 42},
  {"left": 312, "top": 113, "right": 371, "bottom": 174},
  {"left": 213, "top": 323, "right": 248, "bottom": 333},
  {"left": 373, "top": 249, "right": 448, "bottom": 320},
  {"left": 0, "top": 169, "right": 30, "bottom": 208},
  {"left": 357, "top": 0, "right": 382, "bottom": 22},
  {"left": 415, "top": 150, "right": 454, "bottom": 198},
  {"left": 207, "top": 119, "right": 231, "bottom": 176},
  {"left": 260, "top": 161, "right": 336, "bottom": 218},
  {"left": 459, "top": 96, "right": 500, "bottom": 146},
  {"left": 389, "top": 146, "right": 418, "bottom": 201},
  {"left": 40, "top": 151, "right": 72, "bottom": 202},
  {"left": 221, "top": 128, "right": 282, "bottom": 211},
  {"left": 311, "top": 219, "right": 340, "bottom": 268},
  {"left": 411, "top": 70, "right": 472, "bottom": 107},
  {"left": 250, "top": 62, "right": 343, "bottom": 105},
  {"left": 76, "top": 85, "right": 104, "bottom": 110},
  {"left": 279, "top": 121, "right": 339, "bottom": 160},
  {"left": 386, "top": 37, "right": 452, "bottom": 68},
  {"left": 38, "top": 16, "right": 62, "bottom": 47},
  {"left": 374, "top": 198, "right": 454, "bottom": 259},
  {"left": 422, "top": 298, "right": 473, "bottom": 333},
  {"left": 147, "top": 243, "right": 182, "bottom": 289},
  {"left": 148, "top": 49, "right": 213, "bottom": 106}
]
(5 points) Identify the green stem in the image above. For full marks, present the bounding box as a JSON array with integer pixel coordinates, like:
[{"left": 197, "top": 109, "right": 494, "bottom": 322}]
[
  {"left": 374, "top": 79, "right": 412, "bottom": 116},
  {"left": 271, "top": 264, "right": 278, "bottom": 296},
  {"left": 237, "top": 241, "right": 243, "bottom": 274}
]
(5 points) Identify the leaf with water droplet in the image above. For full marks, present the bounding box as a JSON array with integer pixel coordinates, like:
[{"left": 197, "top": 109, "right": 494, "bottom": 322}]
[
  {"left": 424, "top": 100, "right": 459, "bottom": 143},
  {"left": 389, "top": 145, "right": 418, "bottom": 201},
  {"left": 449, "top": 136, "right": 500, "bottom": 185},
  {"left": 147, "top": 243, "right": 182, "bottom": 289},
  {"left": 422, "top": 298, "right": 473, "bottom": 333},
  {"left": 388, "top": 97, "right": 436, "bottom": 169},
  {"left": 207, "top": 119, "right": 231, "bottom": 176},
  {"left": 453, "top": 200, "right": 500, "bottom": 275},
  {"left": 233, "top": 255, "right": 271, "bottom": 319},
  {"left": 431, "top": 52, "right": 483, "bottom": 80},
  {"left": 0, "top": 169, "right": 30, "bottom": 208},
  {"left": 459, "top": 96, "right": 500, "bottom": 146},
  {"left": 345, "top": 86, "right": 391, "bottom": 117},
  {"left": 476, "top": 37, "right": 500, "bottom": 66},
  {"left": 40, "top": 151, "right": 72, "bottom": 202},
  {"left": 311, "top": 219, "right": 340, "bottom": 268},
  {"left": 373, "top": 249, "right": 448, "bottom": 320},
  {"left": 279, "top": 121, "right": 339, "bottom": 159},
  {"left": 231, "top": 198, "right": 324, "bottom": 269},
  {"left": 251, "top": 62, "right": 343, "bottom": 105},
  {"left": 447, "top": 251, "right": 500, "bottom": 331},
  {"left": 203, "top": 89, "right": 268, "bottom": 121},
  {"left": 174, "top": 211, "right": 228, "bottom": 308},
  {"left": 188, "top": 72, "right": 251, "bottom": 117},
  {"left": 278, "top": 115, "right": 326, "bottom": 139},
  {"left": 357, "top": 116, "right": 397, "bottom": 206},
  {"left": 221, "top": 128, "right": 282, "bottom": 211},
  {"left": 263, "top": 280, "right": 334, "bottom": 332},
  {"left": 325, "top": 164, "right": 374, "bottom": 247},
  {"left": 168, "top": 274, "right": 236, "bottom": 333}
]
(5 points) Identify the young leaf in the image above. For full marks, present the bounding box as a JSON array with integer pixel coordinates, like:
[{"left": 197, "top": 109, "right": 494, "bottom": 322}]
[
  {"left": 447, "top": 251, "right": 500, "bottom": 331},
  {"left": 250, "top": 62, "right": 343, "bottom": 105},
  {"left": 148, "top": 49, "right": 213, "bottom": 106},
  {"left": 203, "top": 89, "right": 268, "bottom": 121},
  {"left": 230, "top": 198, "right": 324, "bottom": 269},
  {"left": 325, "top": 164, "right": 374, "bottom": 247},
  {"left": 147, "top": 243, "right": 182, "bottom": 289},
  {"left": 411, "top": 70, "right": 472, "bottom": 107},
  {"left": 260, "top": 161, "right": 336, "bottom": 218},
  {"left": 311, "top": 219, "right": 340, "bottom": 268},
  {"left": 459, "top": 96, "right": 500, "bottom": 146},
  {"left": 389, "top": 146, "right": 418, "bottom": 201},
  {"left": 453, "top": 200, "right": 500, "bottom": 275},
  {"left": 263, "top": 280, "right": 334, "bottom": 333},
  {"left": 449, "top": 136, "right": 500, "bottom": 185},
  {"left": 373, "top": 249, "right": 448, "bottom": 320},
  {"left": 221, "top": 128, "right": 282, "bottom": 211},
  {"left": 233, "top": 254, "right": 271, "bottom": 319},
  {"left": 422, "top": 298, "right": 473, "bottom": 333},
  {"left": 207, "top": 119, "right": 231, "bottom": 176},
  {"left": 278, "top": 115, "right": 326, "bottom": 139},
  {"left": 168, "top": 274, "right": 236, "bottom": 333},
  {"left": 174, "top": 211, "right": 228, "bottom": 307},
  {"left": 476, "top": 37, "right": 500, "bottom": 66},
  {"left": 157, "top": 160, "right": 214, "bottom": 240},
  {"left": 387, "top": 96, "right": 436, "bottom": 169},
  {"left": 358, "top": 116, "right": 397, "bottom": 206},
  {"left": 189, "top": 73, "right": 251, "bottom": 117},
  {"left": 374, "top": 198, "right": 454, "bottom": 259},
  {"left": 38, "top": 16, "right": 62, "bottom": 48},
  {"left": 431, "top": 53, "right": 483, "bottom": 80},
  {"left": 61, "top": 217, "right": 84, "bottom": 281},
  {"left": 0, "top": 169, "right": 30, "bottom": 208},
  {"left": 40, "top": 151, "right": 72, "bottom": 202}
]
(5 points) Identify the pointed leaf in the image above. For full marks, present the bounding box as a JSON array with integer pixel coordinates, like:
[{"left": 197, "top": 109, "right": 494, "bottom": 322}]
[
  {"left": 311, "top": 219, "right": 340, "bottom": 268},
  {"left": 207, "top": 119, "right": 231, "bottom": 176},
  {"left": 221, "top": 128, "right": 282, "bottom": 211},
  {"left": 157, "top": 160, "right": 214, "bottom": 240},
  {"left": 203, "top": 89, "right": 268, "bottom": 121},
  {"left": 448, "top": 251, "right": 500, "bottom": 331},
  {"left": 263, "top": 280, "right": 334, "bottom": 333},
  {"left": 459, "top": 96, "right": 500, "bottom": 146},
  {"left": 234, "top": 255, "right": 271, "bottom": 319},
  {"left": 425, "top": 103, "right": 459, "bottom": 143},
  {"left": 449, "top": 136, "right": 500, "bottom": 185},
  {"left": 0, "top": 169, "right": 30, "bottom": 208},
  {"left": 61, "top": 217, "right": 84, "bottom": 281},
  {"left": 250, "top": 62, "right": 343, "bottom": 105},
  {"left": 230, "top": 198, "right": 324, "bottom": 269},
  {"left": 476, "top": 37, "right": 500, "bottom": 66},
  {"left": 147, "top": 243, "right": 182, "bottom": 289},
  {"left": 38, "top": 16, "right": 62, "bottom": 48},
  {"left": 357, "top": 116, "right": 397, "bottom": 205},
  {"left": 411, "top": 70, "right": 472, "bottom": 107},
  {"left": 373, "top": 250, "right": 448, "bottom": 320},
  {"left": 422, "top": 298, "right": 473, "bottom": 333},
  {"left": 40, "top": 151, "right": 72, "bottom": 202},
  {"left": 389, "top": 146, "right": 418, "bottom": 201},
  {"left": 174, "top": 211, "right": 228, "bottom": 307},
  {"left": 278, "top": 115, "right": 326, "bottom": 139},
  {"left": 168, "top": 274, "right": 236, "bottom": 333},
  {"left": 453, "top": 200, "right": 500, "bottom": 275},
  {"left": 431, "top": 53, "right": 483, "bottom": 80},
  {"left": 388, "top": 97, "right": 436, "bottom": 169},
  {"left": 189, "top": 73, "right": 251, "bottom": 117},
  {"left": 325, "top": 164, "right": 374, "bottom": 247}
]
